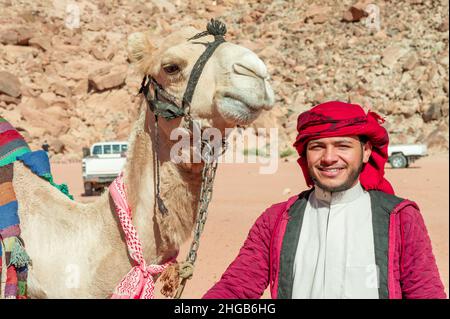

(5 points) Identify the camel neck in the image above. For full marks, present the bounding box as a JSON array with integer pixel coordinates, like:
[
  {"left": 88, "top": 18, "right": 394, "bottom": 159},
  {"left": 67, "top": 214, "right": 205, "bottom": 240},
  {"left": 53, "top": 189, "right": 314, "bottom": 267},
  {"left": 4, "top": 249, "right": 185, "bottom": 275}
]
[{"left": 118, "top": 108, "right": 203, "bottom": 263}]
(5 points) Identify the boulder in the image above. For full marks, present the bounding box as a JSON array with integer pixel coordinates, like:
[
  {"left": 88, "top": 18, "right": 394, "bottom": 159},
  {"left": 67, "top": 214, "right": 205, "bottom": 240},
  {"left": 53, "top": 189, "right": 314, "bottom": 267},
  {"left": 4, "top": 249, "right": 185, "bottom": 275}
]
[
  {"left": 0, "top": 94, "right": 21, "bottom": 105},
  {"left": 49, "top": 138, "right": 66, "bottom": 154},
  {"left": 60, "top": 61, "right": 89, "bottom": 81},
  {"left": 0, "top": 29, "right": 18, "bottom": 45},
  {"left": 304, "top": 5, "right": 330, "bottom": 24},
  {"left": 402, "top": 53, "right": 419, "bottom": 71},
  {"left": 342, "top": 2, "right": 369, "bottom": 22},
  {"left": 88, "top": 65, "right": 128, "bottom": 91},
  {"left": 19, "top": 104, "right": 69, "bottom": 136},
  {"left": 422, "top": 99, "right": 444, "bottom": 122},
  {"left": 39, "top": 92, "right": 58, "bottom": 105},
  {"left": 21, "top": 96, "right": 49, "bottom": 110},
  {"left": 50, "top": 82, "right": 72, "bottom": 98},
  {"left": 23, "top": 125, "right": 46, "bottom": 138},
  {"left": 381, "top": 45, "right": 409, "bottom": 68},
  {"left": 15, "top": 27, "right": 35, "bottom": 45},
  {"left": 72, "top": 79, "right": 89, "bottom": 96},
  {"left": 0, "top": 71, "right": 21, "bottom": 98},
  {"left": 426, "top": 128, "right": 449, "bottom": 152},
  {"left": 0, "top": 27, "right": 35, "bottom": 45},
  {"left": 29, "top": 36, "right": 52, "bottom": 51},
  {"left": 90, "top": 47, "right": 105, "bottom": 60},
  {"left": 3, "top": 45, "right": 39, "bottom": 59},
  {"left": 437, "top": 17, "right": 449, "bottom": 32},
  {"left": 3, "top": 50, "right": 17, "bottom": 64}
]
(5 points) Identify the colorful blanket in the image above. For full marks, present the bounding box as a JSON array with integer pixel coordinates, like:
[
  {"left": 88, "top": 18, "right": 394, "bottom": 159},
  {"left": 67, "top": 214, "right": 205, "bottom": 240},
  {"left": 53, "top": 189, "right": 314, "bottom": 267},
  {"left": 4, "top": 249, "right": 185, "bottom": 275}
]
[
  {"left": 0, "top": 118, "right": 31, "bottom": 167},
  {"left": 0, "top": 116, "right": 73, "bottom": 298}
]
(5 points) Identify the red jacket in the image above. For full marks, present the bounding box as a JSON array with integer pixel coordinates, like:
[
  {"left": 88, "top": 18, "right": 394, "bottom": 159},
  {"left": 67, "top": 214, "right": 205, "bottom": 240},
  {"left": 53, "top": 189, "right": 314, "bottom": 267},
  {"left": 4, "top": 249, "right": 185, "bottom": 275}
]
[{"left": 203, "top": 191, "right": 446, "bottom": 299}]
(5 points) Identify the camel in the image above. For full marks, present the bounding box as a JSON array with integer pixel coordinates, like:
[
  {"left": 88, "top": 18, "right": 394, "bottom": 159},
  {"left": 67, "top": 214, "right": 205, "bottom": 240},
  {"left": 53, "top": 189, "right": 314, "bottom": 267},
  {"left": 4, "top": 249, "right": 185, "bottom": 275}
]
[{"left": 9, "top": 23, "right": 275, "bottom": 298}]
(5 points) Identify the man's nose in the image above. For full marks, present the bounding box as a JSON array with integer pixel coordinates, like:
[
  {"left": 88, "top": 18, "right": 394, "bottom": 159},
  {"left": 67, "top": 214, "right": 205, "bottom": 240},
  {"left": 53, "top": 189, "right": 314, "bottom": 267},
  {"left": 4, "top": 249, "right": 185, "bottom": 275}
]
[{"left": 321, "top": 147, "right": 339, "bottom": 164}]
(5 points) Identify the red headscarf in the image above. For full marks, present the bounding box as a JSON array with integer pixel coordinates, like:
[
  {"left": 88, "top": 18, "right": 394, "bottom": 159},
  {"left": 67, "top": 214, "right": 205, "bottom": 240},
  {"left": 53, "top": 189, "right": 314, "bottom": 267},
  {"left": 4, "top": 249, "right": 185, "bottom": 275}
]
[{"left": 293, "top": 101, "right": 394, "bottom": 194}]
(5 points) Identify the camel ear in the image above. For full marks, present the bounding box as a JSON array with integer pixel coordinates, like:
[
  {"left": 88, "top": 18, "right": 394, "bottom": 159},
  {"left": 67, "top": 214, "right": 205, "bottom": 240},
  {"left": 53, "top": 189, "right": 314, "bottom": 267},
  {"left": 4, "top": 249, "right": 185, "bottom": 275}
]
[{"left": 127, "top": 31, "right": 155, "bottom": 73}]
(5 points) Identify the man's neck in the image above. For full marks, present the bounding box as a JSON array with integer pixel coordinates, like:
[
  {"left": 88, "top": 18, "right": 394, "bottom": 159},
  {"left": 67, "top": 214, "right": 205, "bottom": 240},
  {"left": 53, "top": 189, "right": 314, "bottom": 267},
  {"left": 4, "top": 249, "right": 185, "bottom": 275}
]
[{"left": 314, "top": 182, "right": 365, "bottom": 205}]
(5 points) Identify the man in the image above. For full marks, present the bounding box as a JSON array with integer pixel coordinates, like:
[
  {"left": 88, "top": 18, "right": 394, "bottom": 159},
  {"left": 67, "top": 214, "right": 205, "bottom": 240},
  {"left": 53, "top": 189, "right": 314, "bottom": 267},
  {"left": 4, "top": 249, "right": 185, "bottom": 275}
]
[
  {"left": 41, "top": 140, "right": 49, "bottom": 152},
  {"left": 203, "top": 101, "right": 446, "bottom": 299}
]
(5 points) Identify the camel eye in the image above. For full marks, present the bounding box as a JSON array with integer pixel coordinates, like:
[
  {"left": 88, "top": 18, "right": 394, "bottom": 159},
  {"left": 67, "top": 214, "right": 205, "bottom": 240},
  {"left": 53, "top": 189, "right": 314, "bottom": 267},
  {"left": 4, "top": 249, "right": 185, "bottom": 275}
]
[{"left": 163, "top": 64, "right": 180, "bottom": 75}]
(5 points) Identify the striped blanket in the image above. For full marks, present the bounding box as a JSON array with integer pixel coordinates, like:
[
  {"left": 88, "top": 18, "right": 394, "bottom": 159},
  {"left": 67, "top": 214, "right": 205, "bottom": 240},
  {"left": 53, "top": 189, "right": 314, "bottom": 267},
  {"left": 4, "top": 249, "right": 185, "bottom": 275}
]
[
  {"left": 0, "top": 117, "right": 31, "bottom": 166},
  {"left": 0, "top": 116, "right": 73, "bottom": 298},
  {"left": 0, "top": 164, "right": 29, "bottom": 299}
]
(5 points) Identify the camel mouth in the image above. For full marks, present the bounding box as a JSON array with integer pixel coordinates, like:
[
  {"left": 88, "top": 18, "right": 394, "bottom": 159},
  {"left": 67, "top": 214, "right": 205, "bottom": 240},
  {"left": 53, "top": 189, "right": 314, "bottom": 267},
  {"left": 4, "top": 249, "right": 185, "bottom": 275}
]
[{"left": 216, "top": 96, "right": 264, "bottom": 126}]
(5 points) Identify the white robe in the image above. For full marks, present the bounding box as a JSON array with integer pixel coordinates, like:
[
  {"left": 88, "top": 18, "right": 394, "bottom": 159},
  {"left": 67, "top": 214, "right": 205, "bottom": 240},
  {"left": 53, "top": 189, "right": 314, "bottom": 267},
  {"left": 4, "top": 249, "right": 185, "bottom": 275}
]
[{"left": 292, "top": 182, "right": 379, "bottom": 299}]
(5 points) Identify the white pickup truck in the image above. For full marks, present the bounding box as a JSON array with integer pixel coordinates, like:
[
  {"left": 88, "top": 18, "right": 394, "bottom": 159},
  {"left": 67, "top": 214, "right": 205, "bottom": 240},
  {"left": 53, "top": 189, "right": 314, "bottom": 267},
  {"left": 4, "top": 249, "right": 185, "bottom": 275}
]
[
  {"left": 82, "top": 141, "right": 128, "bottom": 195},
  {"left": 387, "top": 144, "right": 428, "bottom": 168}
]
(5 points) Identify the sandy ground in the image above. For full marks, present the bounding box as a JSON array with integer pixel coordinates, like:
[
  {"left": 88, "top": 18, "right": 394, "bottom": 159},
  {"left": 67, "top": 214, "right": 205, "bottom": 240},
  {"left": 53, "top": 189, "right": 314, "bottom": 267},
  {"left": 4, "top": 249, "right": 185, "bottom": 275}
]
[{"left": 50, "top": 154, "right": 449, "bottom": 299}]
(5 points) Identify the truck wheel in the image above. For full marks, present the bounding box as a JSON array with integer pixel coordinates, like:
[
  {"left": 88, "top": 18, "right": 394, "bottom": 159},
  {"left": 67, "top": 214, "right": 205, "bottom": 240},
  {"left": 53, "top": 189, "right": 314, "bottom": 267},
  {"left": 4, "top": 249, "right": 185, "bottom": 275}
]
[
  {"left": 390, "top": 153, "right": 408, "bottom": 169},
  {"left": 84, "top": 182, "right": 93, "bottom": 196}
]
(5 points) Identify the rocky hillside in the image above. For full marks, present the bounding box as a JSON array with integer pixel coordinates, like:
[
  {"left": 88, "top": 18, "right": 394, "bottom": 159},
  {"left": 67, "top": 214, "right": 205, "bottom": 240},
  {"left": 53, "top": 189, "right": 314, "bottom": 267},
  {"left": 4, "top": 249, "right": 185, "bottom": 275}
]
[{"left": 0, "top": 0, "right": 448, "bottom": 161}]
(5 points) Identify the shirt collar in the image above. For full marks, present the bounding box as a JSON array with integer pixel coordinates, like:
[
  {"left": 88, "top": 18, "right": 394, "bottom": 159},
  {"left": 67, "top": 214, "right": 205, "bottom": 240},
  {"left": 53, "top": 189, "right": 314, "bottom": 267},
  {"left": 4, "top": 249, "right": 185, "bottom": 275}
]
[{"left": 313, "top": 181, "right": 365, "bottom": 205}]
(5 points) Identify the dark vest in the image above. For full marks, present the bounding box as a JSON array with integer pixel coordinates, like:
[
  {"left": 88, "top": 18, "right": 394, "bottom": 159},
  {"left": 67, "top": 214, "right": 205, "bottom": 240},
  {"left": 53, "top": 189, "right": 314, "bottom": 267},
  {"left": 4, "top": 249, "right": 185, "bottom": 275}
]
[{"left": 277, "top": 189, "right": 404, "bottom": 299}]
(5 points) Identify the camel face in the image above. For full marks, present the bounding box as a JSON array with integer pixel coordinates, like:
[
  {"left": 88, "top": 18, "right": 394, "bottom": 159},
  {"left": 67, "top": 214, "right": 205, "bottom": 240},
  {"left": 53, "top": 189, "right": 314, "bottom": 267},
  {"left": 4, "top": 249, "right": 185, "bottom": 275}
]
[
  {"left": 211, "top": 41, "right": 275, "bottom": 126},
  {"left": 128, "top": 26, "right": 275, "bottom": 130}
]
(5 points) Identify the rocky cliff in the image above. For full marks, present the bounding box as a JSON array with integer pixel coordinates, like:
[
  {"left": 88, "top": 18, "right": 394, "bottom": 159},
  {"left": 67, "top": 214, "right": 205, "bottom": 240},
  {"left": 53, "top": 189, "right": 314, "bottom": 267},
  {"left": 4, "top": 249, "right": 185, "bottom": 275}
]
[{"left": 0, "top": 0, "right": 448, "bottom": 161}]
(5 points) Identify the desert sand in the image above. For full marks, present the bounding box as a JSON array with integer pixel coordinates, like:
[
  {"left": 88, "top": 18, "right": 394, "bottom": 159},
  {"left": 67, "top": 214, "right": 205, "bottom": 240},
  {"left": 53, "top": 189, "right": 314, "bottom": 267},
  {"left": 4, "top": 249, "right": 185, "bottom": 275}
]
[{"left": 50, "top": 154, "right": 449, "bottom": 299}]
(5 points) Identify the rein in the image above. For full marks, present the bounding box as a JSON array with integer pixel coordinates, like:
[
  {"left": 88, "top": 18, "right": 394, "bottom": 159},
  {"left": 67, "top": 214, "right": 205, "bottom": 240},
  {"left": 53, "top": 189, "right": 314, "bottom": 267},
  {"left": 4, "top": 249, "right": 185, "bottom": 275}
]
[{"left": 139, "top": 19, "right": 228, "bottom": 298}]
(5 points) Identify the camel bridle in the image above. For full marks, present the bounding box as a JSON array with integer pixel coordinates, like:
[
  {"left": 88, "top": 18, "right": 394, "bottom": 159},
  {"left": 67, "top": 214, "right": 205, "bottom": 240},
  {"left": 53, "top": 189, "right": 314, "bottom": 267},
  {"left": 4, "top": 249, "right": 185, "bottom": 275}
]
[
  {"left": 138, "top": 19, "right": 229, "bottom": 298},
  {"left": 139, "top": 18, "right": 227, "bottom": 121}
]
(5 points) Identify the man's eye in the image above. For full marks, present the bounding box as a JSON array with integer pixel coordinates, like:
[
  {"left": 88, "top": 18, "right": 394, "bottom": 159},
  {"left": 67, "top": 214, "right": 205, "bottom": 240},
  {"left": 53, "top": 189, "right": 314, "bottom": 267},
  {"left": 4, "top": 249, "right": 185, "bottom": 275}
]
[{"left": 163, "top": 64, "right": 180, "bottom": 75}]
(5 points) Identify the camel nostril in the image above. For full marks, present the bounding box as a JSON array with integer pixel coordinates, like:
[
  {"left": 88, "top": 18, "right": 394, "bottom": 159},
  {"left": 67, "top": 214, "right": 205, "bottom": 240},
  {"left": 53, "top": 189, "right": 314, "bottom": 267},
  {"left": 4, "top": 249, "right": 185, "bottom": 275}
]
[
  {"left": 233, "top": 63, "right": 257, "bottom": 78},
  {"left": 233, "top": 63, "right": 269, "bottom": 80},
  {"left": 232, "top": 53, "right": 269, "bottom": 80}
]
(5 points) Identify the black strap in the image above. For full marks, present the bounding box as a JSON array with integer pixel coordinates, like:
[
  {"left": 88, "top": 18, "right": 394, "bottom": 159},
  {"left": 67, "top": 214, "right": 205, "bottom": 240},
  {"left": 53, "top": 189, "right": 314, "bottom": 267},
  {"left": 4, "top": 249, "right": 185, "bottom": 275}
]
[
  {"left": 140, "top": 76, "right": 186, "bottom": 119},
  {"left": 182, "top": 36, "right": 225, "bottom": 108}
]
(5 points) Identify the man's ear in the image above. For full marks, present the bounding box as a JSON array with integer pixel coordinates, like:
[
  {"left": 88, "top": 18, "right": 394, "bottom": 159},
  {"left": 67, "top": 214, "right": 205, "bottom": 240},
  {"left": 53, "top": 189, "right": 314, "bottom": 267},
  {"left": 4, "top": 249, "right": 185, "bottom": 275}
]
[
  {"left": 127, "top": 31, "right": 156, "bottom": 74},
  {"left": 362, "top": 141, "right": 372, "bottom": 163}
]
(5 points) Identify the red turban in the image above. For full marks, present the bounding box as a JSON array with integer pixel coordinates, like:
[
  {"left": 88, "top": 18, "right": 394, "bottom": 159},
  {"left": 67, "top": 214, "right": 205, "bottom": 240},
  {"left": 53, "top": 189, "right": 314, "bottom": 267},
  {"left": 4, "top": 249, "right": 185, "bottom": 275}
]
[{"left": 293, "top": 101, "right": 394, "bottom": 195}]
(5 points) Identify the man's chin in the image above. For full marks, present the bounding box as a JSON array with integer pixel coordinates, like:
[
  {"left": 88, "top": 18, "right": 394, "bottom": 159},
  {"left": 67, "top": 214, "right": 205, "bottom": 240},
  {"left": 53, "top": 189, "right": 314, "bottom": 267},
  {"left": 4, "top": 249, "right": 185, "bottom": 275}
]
[
  {"left": 318, "top": 183, "right": 353, "bottom": 193},
  {"left": 312, "top": 177, "right": 358, "bottom": 193}
]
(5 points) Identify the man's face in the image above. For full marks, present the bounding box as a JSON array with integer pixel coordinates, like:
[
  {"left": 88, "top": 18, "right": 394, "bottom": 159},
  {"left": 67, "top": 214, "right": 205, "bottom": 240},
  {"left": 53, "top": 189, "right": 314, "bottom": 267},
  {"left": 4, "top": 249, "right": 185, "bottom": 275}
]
[{"left": 306, "top": 135, "right": 372, "bottom": 192}]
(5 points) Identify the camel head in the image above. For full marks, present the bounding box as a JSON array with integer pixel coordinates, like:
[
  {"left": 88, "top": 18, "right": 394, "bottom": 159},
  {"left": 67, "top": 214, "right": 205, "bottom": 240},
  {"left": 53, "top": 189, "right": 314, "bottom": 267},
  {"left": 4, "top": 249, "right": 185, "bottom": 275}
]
[{"left": 127, "top": 23, "right": 275, "bottom": 134}]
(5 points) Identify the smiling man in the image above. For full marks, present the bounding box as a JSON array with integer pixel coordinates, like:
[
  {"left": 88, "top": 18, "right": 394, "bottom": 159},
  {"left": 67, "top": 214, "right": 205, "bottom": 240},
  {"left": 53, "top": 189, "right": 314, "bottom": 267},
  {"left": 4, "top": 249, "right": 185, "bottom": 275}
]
[
  {"left": 305, "top": 135, "right": 371, "bottom": 192},
  {"left": 203, "top": 101, "right": 446, "bottom": 299}
]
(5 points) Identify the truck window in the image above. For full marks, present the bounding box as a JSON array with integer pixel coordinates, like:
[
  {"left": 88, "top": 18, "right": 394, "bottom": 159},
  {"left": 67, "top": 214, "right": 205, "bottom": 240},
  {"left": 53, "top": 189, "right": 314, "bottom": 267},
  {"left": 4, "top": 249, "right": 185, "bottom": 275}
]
[
  {"left": 112, "top": 144, "right": 121, "bottom": 154},
  {"left": 104, "top": 145, "right": 112, "bottom": 154},
  {"left": 93, "top": 145, "right": 102, "bottom": 155},
  {"left": 121, "top": 144, "right": 128, "bottom": 153}
]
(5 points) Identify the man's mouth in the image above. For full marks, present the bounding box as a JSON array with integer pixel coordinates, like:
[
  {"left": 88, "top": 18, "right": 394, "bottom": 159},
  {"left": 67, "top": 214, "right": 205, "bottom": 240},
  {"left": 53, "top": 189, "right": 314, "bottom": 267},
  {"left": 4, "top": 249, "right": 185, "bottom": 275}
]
[{"left": 318, "top": 167, "right": 345, "bottom": 177}]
